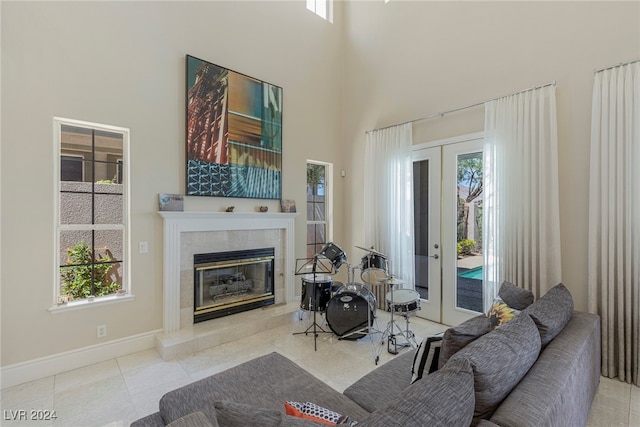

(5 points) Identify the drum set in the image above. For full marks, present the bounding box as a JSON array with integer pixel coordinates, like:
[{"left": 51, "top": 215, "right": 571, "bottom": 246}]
[{"left": 294, "top": 242, "right": 420, "bottom": 363}]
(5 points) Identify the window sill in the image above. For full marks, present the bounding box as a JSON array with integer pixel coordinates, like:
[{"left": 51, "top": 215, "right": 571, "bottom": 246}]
[{"left": 49, "top": 294, "right": 135, "bottom": 313}]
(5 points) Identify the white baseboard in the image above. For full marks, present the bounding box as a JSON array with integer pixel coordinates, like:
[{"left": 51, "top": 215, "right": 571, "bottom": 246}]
[{"left": 1, "top": 329, "right": 161, "bottom": 389}]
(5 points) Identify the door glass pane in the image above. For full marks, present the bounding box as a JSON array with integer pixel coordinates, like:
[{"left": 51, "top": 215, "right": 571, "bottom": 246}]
[
  {"left": 413, "top": 159, "right": 429, "bottom": 300},
  {"left": 455, "top": 151, "right": 483, "bottom": 312}
]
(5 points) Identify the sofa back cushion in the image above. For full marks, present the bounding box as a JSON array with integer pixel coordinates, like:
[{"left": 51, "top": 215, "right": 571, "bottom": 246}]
[
  {"left": 498, "top": 281, "right": 534, "bottom": 310},
  {"left": 449, "top": 313, "right": 541, "bottom": 425},
  {"left": 358, "top": 358, "right": 475, "bottom": 427},
  {"left": 522, "top": 282, "right": 574, "bottom": 347},
  {"left": 438, "top": 315, "right": 493, "bottom": 369}
]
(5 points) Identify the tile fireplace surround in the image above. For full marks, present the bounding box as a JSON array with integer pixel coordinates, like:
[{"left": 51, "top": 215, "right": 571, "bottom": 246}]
[{"left": 158, "top": 212, "right": 297, "bottom": 336}]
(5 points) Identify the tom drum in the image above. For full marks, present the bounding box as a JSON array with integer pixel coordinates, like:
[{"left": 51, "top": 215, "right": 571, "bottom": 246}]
[
  {"left": 300, "top": 274, "right": 333, "bottom": 312},
  {"left": 360, "top": 253, "right": 389, "bottom": 284}
]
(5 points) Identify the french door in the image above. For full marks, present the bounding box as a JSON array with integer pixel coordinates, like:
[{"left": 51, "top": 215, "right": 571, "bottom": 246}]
[{"left": 413, "top": 134, "right": 484, "bottom": 326}]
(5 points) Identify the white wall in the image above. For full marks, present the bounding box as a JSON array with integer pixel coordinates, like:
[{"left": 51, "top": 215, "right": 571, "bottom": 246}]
[
  {"left": 342, "top": 1, "right": 640, "bottom": 313},
  {"left": 0, "top": 1, "right": 346, "bottom": 367}
]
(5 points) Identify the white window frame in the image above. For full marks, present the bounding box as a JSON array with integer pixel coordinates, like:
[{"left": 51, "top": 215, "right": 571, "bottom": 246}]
[
  {"left": 306, "top": 0, "right": 333, "bottom": 22},
  {"left": 50, "top": 117, "right": 132, "bottom": 312},
  {"left": 306, "top": 160, "right": 334, "bottom": 256}
]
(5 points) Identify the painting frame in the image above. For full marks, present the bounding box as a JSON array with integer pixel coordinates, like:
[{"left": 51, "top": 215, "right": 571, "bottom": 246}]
[{"left": 185, "top": 55, "right": 283, "bottom": 199}]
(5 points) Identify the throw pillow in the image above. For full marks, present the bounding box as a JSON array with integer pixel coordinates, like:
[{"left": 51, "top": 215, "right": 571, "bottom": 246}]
[
  {"left": 410, "top": 333, "right": 443, "bottom": 384},
  {"left": 486, "top": 297, "right": 520, "bottom": 329},
  {"left": 498, "top": 281, "right": 534, "bottom": 310},
  {"left": 449, "top": 313, "right": 541, "bottom": 424},
  {"left": 438, "top": 315, "right": 493, "bottom": 369},
  {"left": 358, "top": 358, "right": 475, "bottom": 427},
  {"left": 284, "top": 401, "right": 357, "bottom": 426},
  {"left": 522, "top": 282, "right": 574, "bottom": 347}
]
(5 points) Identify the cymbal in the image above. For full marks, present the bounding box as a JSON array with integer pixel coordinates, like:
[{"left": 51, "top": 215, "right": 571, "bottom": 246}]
[
  {"left": 355, "top": 245, "right": 386, "bottom": 257},
  {"left": 377, "top": 276, "right": 404, "bottom": 285}
]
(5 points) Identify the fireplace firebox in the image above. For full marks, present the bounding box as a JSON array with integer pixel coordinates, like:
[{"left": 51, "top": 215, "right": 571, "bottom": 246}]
[{"left": 194, "top": 247, "right": 275, "bottom": 323}]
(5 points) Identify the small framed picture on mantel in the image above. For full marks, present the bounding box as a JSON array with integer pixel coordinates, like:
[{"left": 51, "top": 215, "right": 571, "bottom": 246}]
[
  {"left": 281, "top": 199, "right": 296, "bottom": 213},
  {"left": 159, "top": 194, "right": 184, "bottom": 211}
]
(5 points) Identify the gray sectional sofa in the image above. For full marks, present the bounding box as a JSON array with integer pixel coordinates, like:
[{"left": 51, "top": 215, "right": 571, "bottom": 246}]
[{"left": 131, "top": 283, "right": 600, "bottom": 427}]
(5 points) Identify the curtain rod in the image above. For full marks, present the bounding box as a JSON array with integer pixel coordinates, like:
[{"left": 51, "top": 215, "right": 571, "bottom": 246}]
[
  {"left": 594, "top": 59, "right": 640, "bottom": 74},
  {"left": 366, "top": 80, "right": 557, "bottom": 134}
]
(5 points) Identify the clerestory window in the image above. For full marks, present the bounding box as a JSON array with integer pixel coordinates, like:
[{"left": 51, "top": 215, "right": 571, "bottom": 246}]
[{"left": 306, "top": 0, "right": 332, "bottom": 22}]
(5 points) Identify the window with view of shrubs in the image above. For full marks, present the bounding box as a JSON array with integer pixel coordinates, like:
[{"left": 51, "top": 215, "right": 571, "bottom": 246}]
[{"left": 55, "top": 118, "right": 129, "bottom": 304}]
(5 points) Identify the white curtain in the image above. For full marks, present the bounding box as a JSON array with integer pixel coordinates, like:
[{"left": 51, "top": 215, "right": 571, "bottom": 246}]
[
  {"left": 364, "top": 123, "right": 415, "bottom": 287},
  {"left": 483, "top": 84, "right": 562, "bottom": 311},
  {"left": 588, "top": 61, "right": 640, "bottom": 386}
]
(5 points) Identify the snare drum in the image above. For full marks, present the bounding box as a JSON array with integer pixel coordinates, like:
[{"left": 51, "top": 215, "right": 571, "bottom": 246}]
[
  {"left": 300, "top": 274, "right": 333, "bottom": 312},
  {"left": 360, "top": 253, "right": 389, "bottom": 284},
  {"left": 386, "top": 289, "right": 421, "bottom": 314},
  {"left": 325, "top": 283, "right": 376, "bottom": 339}
]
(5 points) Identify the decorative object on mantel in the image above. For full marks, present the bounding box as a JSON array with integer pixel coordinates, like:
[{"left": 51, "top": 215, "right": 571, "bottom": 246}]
[
  {"left": 226, "top": 206, "right": 235, "bottom": 212},
  {"left": 281, "top": 199, "right": 296, "bottom": 213},
  {"left": 259, "top": 206, "right": 268, "bottom": 212},
  {"left": 159, "top": 193, "right": 184, "bottom": 211},
  {"left": 185, "top": 54, "right": 283, "bottom": 199}
]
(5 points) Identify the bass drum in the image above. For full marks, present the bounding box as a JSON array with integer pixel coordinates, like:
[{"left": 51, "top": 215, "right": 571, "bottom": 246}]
[{"left": 325, "top": 284, "right": 376, "bottom": 340}]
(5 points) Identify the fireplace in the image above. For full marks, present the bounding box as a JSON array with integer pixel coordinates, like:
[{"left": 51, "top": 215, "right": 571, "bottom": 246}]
[{"left": 194, "top": 247, "right": 275, "bottom": 322}]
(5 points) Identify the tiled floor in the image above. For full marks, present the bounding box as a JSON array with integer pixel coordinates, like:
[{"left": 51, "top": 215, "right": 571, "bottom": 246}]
[{"left": 1, "top": 308, "right": 638, "bottom": 427}]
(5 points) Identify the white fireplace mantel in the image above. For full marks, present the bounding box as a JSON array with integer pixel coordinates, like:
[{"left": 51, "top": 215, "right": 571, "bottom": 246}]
[{"left": 158, "top": 211, "right": 297, "bottom": 333}]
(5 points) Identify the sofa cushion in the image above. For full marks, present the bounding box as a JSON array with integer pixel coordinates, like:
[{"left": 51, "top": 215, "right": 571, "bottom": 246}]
[
  {"left": 410, "top": 333, "right": 443, "bottom": 383},
  {"left": 214, "top": 401, "right": 281, "bottom": 427},
  {"left": 167, "top": 411, "right": 215, "bottom": 427},
  {"left": 438, "top": 315, "right": 493, "bottom": 369},
  {"left": 213, "top": 401, "right": 328, "bottom": 427},
  {"left": 498, "top": 281, "right": 534, "bottom": 310},
  {"left": 522, "top": 283, "right": 574, "bottom": 346},
  {"left": 159, "top": 352, "right": 370, "bottom": 424},
  {"left": 449, "top": 313, "right": 541, "bottom": 424},
  {"left": 358, "top": 358, "right": 475, "bottom": 427},
  {"left": 343, "top": 350, "right": 414, "bottom": 412}
]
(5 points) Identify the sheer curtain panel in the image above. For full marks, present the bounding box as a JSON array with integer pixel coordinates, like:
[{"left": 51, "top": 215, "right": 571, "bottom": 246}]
[
  {"left": 483, "top": 84, "right": 562, "bottom": 311},
  {"left": 588, "top": 61, "right": 640, "bottom": 386},
  {"left": 364, "top": 123, "right": 415, "bottom": 287}
]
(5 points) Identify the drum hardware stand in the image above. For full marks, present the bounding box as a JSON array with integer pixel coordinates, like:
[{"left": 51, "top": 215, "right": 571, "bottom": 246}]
[
  {"left": 380, "top": 277, "right": 417, "bottom": 355},
  {"left": 293, "top": 255, "right": 337, "bottom": 351}
]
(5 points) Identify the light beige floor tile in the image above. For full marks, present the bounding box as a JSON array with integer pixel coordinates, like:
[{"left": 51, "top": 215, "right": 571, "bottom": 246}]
[
  {"left": 129, "top": 377, "right": 192, "bottom": 419},
  {"left": 1, "top": 376, "right": 54, "bottom": 407},
  {"left": 594, "top": 377, "right": 633, "bottom": 411},
  {"left": 122, "top": 361, "right": 190, "bottom": 397},
  {"left": 54, "top": 375, "right": 132, "bottom": 424},
  {"left": 116, "top": 348, "right": 162, "bottom": 373},
  {"left": 54, "top": 360, "right": 121, "bottom": 393}
]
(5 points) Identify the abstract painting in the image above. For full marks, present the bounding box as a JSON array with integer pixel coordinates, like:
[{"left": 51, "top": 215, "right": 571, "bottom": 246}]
[{"left": 186, "top": 55, "right": 283, "bottom": 199}]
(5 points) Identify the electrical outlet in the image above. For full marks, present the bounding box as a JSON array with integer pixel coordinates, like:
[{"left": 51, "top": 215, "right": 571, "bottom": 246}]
[
  {"left": 139, "top": 241, "right": 148, "bottom": 253},
  {"left": 97, "top": 324, "right": 107, "bottom": 338}
]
